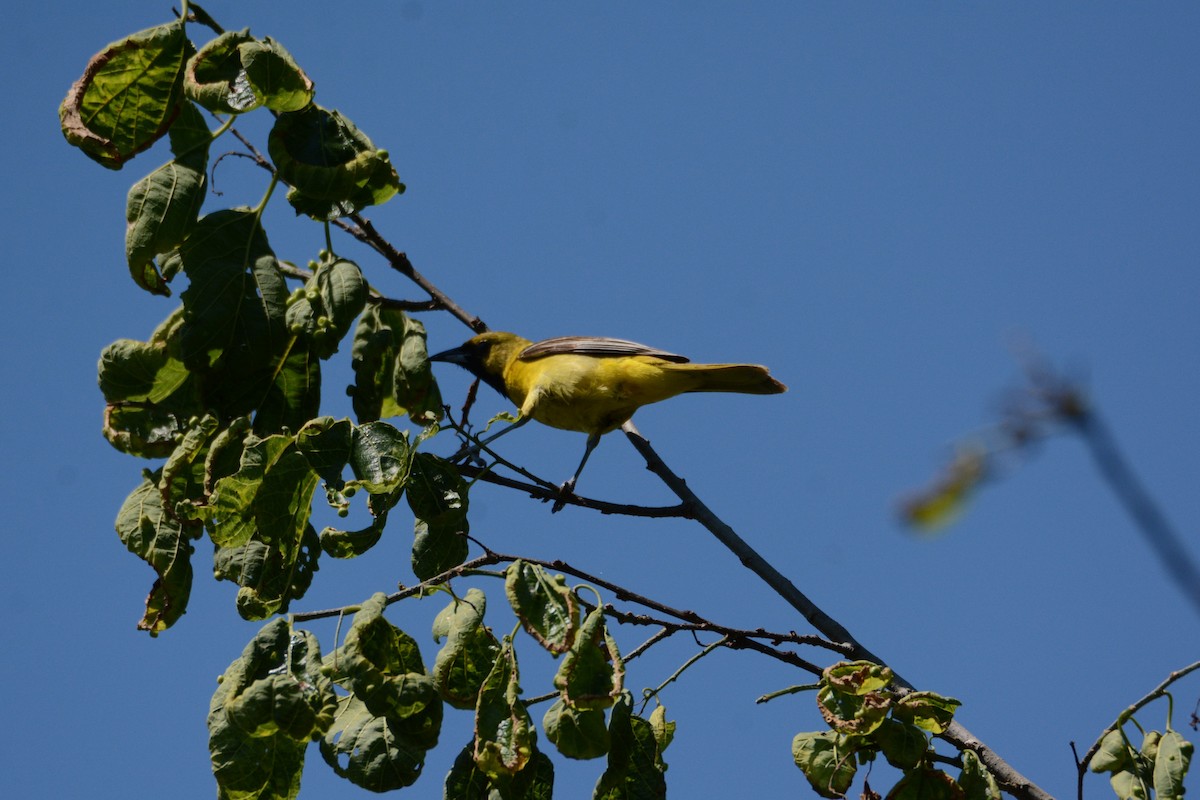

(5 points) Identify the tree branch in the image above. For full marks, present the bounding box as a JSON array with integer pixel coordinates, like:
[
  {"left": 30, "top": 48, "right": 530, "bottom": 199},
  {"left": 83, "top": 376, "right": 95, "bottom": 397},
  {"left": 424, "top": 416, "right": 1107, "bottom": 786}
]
[{"left": 620, "top": 419, "right": 1054, "bottom": 800}]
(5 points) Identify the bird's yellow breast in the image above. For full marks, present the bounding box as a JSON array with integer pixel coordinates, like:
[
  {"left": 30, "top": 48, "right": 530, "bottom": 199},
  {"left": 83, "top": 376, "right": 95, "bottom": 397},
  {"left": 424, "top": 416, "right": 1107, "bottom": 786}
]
[{"left": 503, "top": 354, "right": 691, "bottom": 435}]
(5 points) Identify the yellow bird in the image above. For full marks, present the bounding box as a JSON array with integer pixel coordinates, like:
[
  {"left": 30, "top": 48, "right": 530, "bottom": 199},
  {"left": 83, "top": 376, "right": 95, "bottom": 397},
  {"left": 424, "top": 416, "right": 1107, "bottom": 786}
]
[{"left": 430, "top": 331, "right": 786, "bottom": 501}]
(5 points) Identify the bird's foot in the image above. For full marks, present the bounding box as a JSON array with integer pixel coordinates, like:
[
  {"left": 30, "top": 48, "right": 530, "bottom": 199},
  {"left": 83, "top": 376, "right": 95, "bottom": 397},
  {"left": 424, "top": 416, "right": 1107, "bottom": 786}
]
[{"left": 550, "top": 478, "right": 577, "bottom": 514}]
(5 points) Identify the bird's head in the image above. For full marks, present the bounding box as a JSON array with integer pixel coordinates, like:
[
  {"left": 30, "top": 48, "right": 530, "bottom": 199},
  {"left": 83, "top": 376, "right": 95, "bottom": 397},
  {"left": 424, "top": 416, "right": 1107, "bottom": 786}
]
[{"left": 429, "top": 331, "right": 531, "bottom": 397}]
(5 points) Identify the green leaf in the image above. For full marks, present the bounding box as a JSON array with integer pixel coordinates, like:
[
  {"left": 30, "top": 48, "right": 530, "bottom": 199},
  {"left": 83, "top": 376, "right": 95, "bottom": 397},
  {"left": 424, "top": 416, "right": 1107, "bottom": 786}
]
[
  {"left": 1110, "top": 769, "right": 1151, "bottom": 800},
  {"left": 123, "top": 101, "right": 210, "bottom": 296},
  {"left": 185, "top": 29, "right": 261, "bottom": 113},
  {"left": 792, "top": 731, "right": 857, "bottom": 799},
  {"left": 892, "top": 691, "right": 961, "bottom": 735},
  {"left": 958, "top": 751, "right": 1002, "bottom": 800},
  {"left": 544, "top": 698, "right": 609, "bottom": 760},
  {"left": 254, "top": 336, "right": 321, "bottom": 434},
  {"left": 873, "top": 718, "right": 928, "bottom": 771},
  {"left": 319, "top": 515, "right": 386, "bottom": 559},
  {"left": 159, "top": 412, "right": 219, "bottom": 512},
  {"left": 474, "top": 642, "right": 536, "bottom": 780},
  {"left": 319, "top": 693, "right": 437, "bottom": 792},
  {"left": 114, "top": 474, "right": 195, "bottom": 635},
  {"left": 392, "top": 314, "right": 444, "bottom": 425},
  {"left": 1154, "top": 730, "right": 1194, "bottom": 800},
  {"left": 648, "top": 705, "right": 675, "bottom": 756},
  {"left": 444, "top": 742, "right": 555, "bottom": 800},
  {"left": 294, "top": 416, "right": 353, "bottom": 487},
  {"left": 268, "top": 104, "right": 403, "bottom": 219},
  {"left": 349, "top": 420, "right": 411, "bottom": 494},
  {"left": 886, "top": 766, "right": 964, "bottom": 800},
  {"left": 103, "top": 403, "right": 186, "bottom": 458},
  {"left": 177, "top": 209, "right": 289, "bottom": 414},
  {"left": 285, "top": 256, "right": 367, "bottom": 359},
  {"left": 505, "top": 559, "right": 578, "bottom": 655},
  {"left": 348, "top": 306, "right": 444, "bottom": 424},
  {"left": 239, "top": 37, "right": 314, "bottom": 112},
  {"left": 98, "top": 338, "right": 192, "bottom": 406},
  {"left": 60, "top": 20, "right": 194, "bottom": 169},
  {"left": 1091, "top": 729, "right": 1133, "bottom": 774},
  {"left": 168, "top": 97, "right": 213, "bottom": 161},
  {"left": 208, "top": 434, "right": 297, "bottom": 548},
  {"left": 554, "top": 606, "right": 623, "bottom": 710},
  {"left": 408, "top": 453, "right": 470, "bottom": 580},
  {"left": 329, "top": 592, "right": 444, "bottom": 742},
  {"left": 593, "top": 694, "right": 669, "bottom": 800},
  {"left": 215, "top": 524, "right": 322, "bottom": 621},
  {"left": 433, "top": 589, "right": 503, "bottom": 710},
  {"left": 208, "top": 619, "right": 336, "bottom": 800}
]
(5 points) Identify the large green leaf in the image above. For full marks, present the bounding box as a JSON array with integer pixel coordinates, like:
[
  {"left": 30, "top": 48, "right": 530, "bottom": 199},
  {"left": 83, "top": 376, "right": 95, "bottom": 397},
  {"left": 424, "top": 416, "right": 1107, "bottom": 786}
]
[
  {"left": 331, "top": 593, "right": 443, "bottom": 728},
  {"left": 60, "top": 20, "right": 194, "bottom": 169},
  {"left": 208, "top": 619, "right": 336, "bottom": 800},
  {"left": 319, "top": 694, "right": 436, "bottom": 792},
  {"left": 958, "top": 751, "right": 1002, "bottom": 800},
  {"left": 886, "top": 766, "right": 964, "bottom": 800},
  {"left": 544, "top": 698, "right": 609, "bottom": 760},
  {"left": 177, "top": 209, "right": 290, "bottom": 418},
  {"left": 294, "top": 416, "right": 353, "bottom": 486},
  {"left": 254, "top": 337, "right": 321, "bottom": 434}
]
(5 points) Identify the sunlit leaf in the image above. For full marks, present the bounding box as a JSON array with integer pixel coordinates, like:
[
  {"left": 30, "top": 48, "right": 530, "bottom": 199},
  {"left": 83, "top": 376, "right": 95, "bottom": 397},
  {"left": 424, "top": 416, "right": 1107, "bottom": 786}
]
[
  {"left": 60, "top": 20, "right": 194, "bottom": 169},
  {"left": 505, "top": 559, "right": 578, "bottom": 655}
]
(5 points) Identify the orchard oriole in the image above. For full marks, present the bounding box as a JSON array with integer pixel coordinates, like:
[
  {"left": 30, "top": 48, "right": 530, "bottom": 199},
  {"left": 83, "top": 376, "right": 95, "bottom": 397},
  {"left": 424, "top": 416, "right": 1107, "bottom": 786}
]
[{"left": 430, "top": 331, "right": 786, "bottom": 504}]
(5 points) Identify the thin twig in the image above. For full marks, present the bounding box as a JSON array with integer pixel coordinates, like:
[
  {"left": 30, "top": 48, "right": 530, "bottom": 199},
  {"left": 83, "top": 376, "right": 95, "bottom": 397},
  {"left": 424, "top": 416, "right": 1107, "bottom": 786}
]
[{"left": 1075, "top": 660, "right": 1200, "bottom": 783}]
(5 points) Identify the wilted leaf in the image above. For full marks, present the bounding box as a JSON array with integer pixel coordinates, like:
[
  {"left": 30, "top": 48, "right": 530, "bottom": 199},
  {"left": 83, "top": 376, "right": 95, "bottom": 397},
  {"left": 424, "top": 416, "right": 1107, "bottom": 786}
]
[
  {"left": 553, "top": 606, "right": 623, "bottom": 710},
  {"left": 60, "top": 20, "right": 194, "bottom": 169},
  {"left": 892, "top": 691, "right": 961, "bottom": 735},
  {"left": 505, "top": 559, "right": 578, "bottom": 655},
  {"left": 792, "top": 731, "right": 857, "bottom": 799},
  {"left": 474, "top": 642, "right": 535, "bottom": 780},
  {"left": 114, "top": 474, "right": 196, "bottom": 635},
  {"left": 268, "top": 104, "right": 403, "bottom": 219}
]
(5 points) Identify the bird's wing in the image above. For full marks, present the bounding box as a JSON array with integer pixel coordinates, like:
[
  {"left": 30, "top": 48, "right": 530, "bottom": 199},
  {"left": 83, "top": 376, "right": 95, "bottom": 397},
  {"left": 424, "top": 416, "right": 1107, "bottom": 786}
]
[{"left": 519, "top": 336, "right": 690, "bottom": 363}]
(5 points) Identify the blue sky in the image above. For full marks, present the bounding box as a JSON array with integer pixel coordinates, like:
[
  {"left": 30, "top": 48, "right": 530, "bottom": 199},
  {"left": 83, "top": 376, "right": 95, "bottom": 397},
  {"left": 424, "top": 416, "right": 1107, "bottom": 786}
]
[{"left": 4, "top": 3, "right": 1199, "bottom": 798}]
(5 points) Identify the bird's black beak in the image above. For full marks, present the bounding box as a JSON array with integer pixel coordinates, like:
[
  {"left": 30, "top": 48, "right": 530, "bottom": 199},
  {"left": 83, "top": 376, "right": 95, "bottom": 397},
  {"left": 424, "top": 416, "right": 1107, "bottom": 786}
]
[{"left": 428, "top": 344, "right": 469, "bottom": 366}]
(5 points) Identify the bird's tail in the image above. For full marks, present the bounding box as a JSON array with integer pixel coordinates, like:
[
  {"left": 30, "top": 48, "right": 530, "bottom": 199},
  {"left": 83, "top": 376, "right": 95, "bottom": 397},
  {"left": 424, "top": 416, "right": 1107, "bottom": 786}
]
[{"left": 663, "top": 362, "right": 788, "bottom": 394}]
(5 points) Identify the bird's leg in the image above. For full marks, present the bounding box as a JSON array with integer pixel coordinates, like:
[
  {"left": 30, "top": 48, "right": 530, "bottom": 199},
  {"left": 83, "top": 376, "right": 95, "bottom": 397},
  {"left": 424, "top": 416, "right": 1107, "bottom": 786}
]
[
  {"left": 552, "top": 432, "right": 601, "bottom": 513},
  {"left": 451, "top": 415, "right": 528, "bottom": 463}
]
